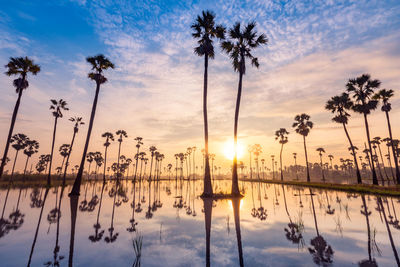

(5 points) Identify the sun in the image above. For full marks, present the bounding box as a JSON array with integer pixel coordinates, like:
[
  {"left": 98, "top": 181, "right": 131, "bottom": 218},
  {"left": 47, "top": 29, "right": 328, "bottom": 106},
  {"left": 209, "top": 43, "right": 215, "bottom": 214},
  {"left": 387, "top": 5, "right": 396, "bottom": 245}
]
[{"left": 223, "top": 140, "right": 245, "bottom": 160}]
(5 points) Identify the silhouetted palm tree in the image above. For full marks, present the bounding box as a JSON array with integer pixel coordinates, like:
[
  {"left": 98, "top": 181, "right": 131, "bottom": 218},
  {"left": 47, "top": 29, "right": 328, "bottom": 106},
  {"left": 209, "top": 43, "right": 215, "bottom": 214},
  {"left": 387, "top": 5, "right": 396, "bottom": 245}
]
[
  {"left": 101, "top": 132, "right": 114, "bottom": 183},
  {"left": 326, "top": 93, "right": 362, "bottom": 183},
  {"left": 59, "top": 144, "right": 70, "bottom": 173},
  {"left": 346, "top": 74, "right": 380, "bottom": 185},
  {"left": 221, "top": 22, "right": 267, "bottom": 196},
  {"left": 48, "top": 99, "right": 69, "bottom": 186},
  {"left": 133, "top": 137, "right": 143, "bottom": 182},
  {"left": 70, "top": 54, "right": 114, "bottom": 195},
  {"left": 0, "top": 57, "right": 40, "bottom": 178},
  {"left": 192, "top": 10, "right": 225, "bottom": 197},
  {"left": 115, "top": 130, "right": 128, "bottom": 180},
  {"left": 373, "top": 89, "right": 400, "bottom": 184},
  {"left": 148, "top": 146, "right": 157, "bottom": 181},
  {"left": 293, "top": 114, "right": 313, "bottom": 182},
  {"left": 275, "top": 128, "right": 289, "bottom": 181},
  {"left": 62, "top": 117, "right": 84, "bottom": 185},
  {"left": 293, "top": 153, "right": 298, "bottom": 180},
  {"left": 10, "top": 133, "right": 28, "bottom": 178},
  {"left": 86, "top": 152, "right": 95, "bottom": 180},
  {"left": 23, "top": 139, "right": 39, "bottom": 177},
  {"left": 316, "top": 148, "right": 326, "bottom": 181}
]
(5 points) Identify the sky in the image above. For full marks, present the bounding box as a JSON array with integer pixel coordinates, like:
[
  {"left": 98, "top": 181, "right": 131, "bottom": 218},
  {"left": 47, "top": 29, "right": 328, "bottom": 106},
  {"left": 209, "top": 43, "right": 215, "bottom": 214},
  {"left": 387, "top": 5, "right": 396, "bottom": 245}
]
[{"left": 0, "top": 0, "right": 400, "bottom": 173}]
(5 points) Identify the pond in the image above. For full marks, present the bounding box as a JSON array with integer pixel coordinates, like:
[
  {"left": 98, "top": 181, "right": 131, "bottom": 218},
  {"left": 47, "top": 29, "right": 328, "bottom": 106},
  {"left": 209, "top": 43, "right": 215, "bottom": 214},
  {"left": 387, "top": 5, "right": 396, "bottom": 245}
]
[{"left": 0, "top": 180, "right": 399, "bottom": 266}]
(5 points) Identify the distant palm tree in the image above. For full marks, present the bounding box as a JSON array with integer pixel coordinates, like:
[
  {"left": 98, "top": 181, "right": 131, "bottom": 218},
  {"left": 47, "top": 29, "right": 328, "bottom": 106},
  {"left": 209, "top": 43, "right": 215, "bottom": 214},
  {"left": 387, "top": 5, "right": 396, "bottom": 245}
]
[
  {"left": 133, "top": 137, "right": 143, "bottom": 182},
  {"left": 326, "top": 93, "right": 362, "bottom": 183},
  {"left": 328, "top": 155, "right": 334, "bottom": 170},
  {"left": 221, "top": 22, "right": 267, "bottom": 196},
  {"left": 62, "top": 117, "right": 84, "bottom": 185},
  {"left": 86, "top": 152, "right": 95, "bottom": 179},
  {"left": 70, "top": 54, "right": 114, "bottom": 196},
  {"left": 275, "top": 128, "right": 289, "bottom": 181},
  {"left": 23, "top": 139, "right": 39, "bottom": 177},
  {"left": 346, "top": 74, "right": 380, "bottom": 185},
  {"left": 47, "top": 99, "right": 69, "bottom": 186},
  {"left": 101, "top": 132, "right": 114, "bottom": 183},
  {"left": 372, "top": 136, "right": 389, "bottom": 181},
  {"left": 59, "top": 144, "right": 70, "bottom": 173},
  {"left": 148, "top": 146, "right": 157, "bottom": 181},
  {"left": 316, "top": 148, "right": 326, "bottom": 181},
  {"left": 0, "top": 57, "right": 40, "bottom": 179},
  {"left": 293, "top": 153, "right": 298, "bottom": 180},
  {"left": 115, "top": 130, "right": 128, "bottom": 180},
  {"left": 192, "top": 10, "right": 225, "bottom": 197},
  {"left": 292, "top": 114, "right": 313, "bottom": 182},
  {"left": 373, "top": 89, "right": 400, "bottom": 184},
  {"left": 10, "top": 133, "right": 28, "bottom": 178}
]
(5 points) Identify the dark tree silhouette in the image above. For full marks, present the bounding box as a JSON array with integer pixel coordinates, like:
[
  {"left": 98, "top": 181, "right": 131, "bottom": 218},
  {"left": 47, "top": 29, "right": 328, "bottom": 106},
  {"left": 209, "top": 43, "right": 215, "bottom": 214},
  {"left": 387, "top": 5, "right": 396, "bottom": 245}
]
[
  {"left": 62, "top": 117, "right": 84, "bottom": 185},
  {"left": 102, "top": 132, "right": 114, "bottom": 183},
  {"left": 48, "top": 99, "right": 69, "bottom": 186},
  {"left": 23, "top": 139, "right": 39, "bottom": 177},
  {"left": 275, "top": 128, "right": 289, "bottom": 181},
  {"left": 221, "top": 22, "right": 267, "bottom": 196},
  {"left": 133, "top": 137, "right": 143, "bottom": 182},
  {"left": 192, "top": 10, "right": 225, "bottom": 197},
  {"left": 326, "top": 93, "right": 362, "bottom": 183},
  {"left": 316, "top": 148, "right": 326, "bottom": 182},
  {"left": 9, "top": 133, "right": 28, "bottom": 178},
  {"left": 373, "top": 89, "right": 400, "bottom": 184},
  {"left": 116, "top": 130, "right": 128, "bottom": 180},
  {"left": 0, "top": 57, "right": 40, "bottom": 178},
  {"left": 293, "top": 114, "right": 313, "bottom": 182},
  {"left": 346, "top": 74, "right": 380, "bottom": 185},
  {"left": 70, "top": 54, "right": 114, "bottom": 195}
]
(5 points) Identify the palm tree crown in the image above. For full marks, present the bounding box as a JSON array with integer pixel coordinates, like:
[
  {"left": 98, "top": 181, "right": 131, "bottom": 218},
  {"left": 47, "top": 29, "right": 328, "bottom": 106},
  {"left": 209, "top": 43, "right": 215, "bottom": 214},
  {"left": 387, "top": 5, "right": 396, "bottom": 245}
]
[
  {"left": 325, "top": 93, "right": 353, "bottom": 124},
  {"left": 191, "top": 10, "right": 225, "bottom": 59},
  {"left": 293, "top": 114, "right": 313, "bottom": 136},
  {"left": 373, "top": 88, "right": 394, "bottom": 112},
  {"left": 275, "top": 128, "right": 289, "bottom": 144},
  {"left": 102, "top": 132, "right": 114, "bottom": 147},
  {"left": 87, "top": 54, "right": 115, "bottom": 84},
  {"left": 221, "top": 22, "right": 267, "bottom": 74},
  {"left": 346, "top": 74, "right": 380, "bottom": 115},
  {"left": 5, "top": 57, "right": 40, "bottom": 93},
  {"left": 50, "top": 99, "right": 69, "bottom": 118}
]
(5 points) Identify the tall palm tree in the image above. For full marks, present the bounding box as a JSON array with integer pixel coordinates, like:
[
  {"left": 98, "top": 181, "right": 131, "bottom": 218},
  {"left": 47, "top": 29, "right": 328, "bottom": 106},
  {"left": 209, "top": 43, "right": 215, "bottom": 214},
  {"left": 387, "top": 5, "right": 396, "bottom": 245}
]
[
  {"left": 23, "top": 139, "right": 39, "bottom": 177},
  {"left": 70, "top": 54, "right": 114, "bottom": 196},
  {"left": 346, "top": 74, "right": 380, "bottom": 185},
  {"left": 191, "top": 10, "right": 225, "bottom": 197},
  {"left": 326, "top": 93, "right": 362, "bottom": 183},
  {"left": 86, "top": 152, "right": 95, "bottom": 179},
  {"left": 316, "top": 148, "right": 326, "bottom": 182},
  {"left": 221, "top": 22, "right": 267, "bottom": 196},
  {"left": 62, "top": 117, "right": 84, "bottom": 185},
  {"left": 292, "top": 114, "right": 313, "bottom": 182},
  {"left": 0, "top": 57, "right": 40, "bottom": 178},
  {"left": 275, "top": 128, "right": 289, "bottom": 181},
  {"left": 59, "top": 144, "right": 70, "bottom": 173},
  {"left": 47, "top": 99, "right": 69, "bottom": 186},
  {"left": 133, "top": 137, "right": 143, "bottom": 182},
  {"left": 148, "top": 146, "right": 157, "bottom": 181},
  {"left": 373, "top": 89, "right": 400, "bottom": 184},
  {"left": 115, "top": 130, "right": 128, "bottom": 180},
  {"left": 10, "top": 133, "right": 28, "bottom": 178},
  {"left": 101, "top": 132, "right": 114, "bottom": 183}
]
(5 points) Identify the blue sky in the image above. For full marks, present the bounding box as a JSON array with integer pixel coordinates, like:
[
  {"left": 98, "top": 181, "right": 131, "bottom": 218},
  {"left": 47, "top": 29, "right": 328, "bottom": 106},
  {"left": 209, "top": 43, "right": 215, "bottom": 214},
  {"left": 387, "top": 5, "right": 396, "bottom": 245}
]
[{"left": 1, "top": 0, "right": 400, "bottom": 172}]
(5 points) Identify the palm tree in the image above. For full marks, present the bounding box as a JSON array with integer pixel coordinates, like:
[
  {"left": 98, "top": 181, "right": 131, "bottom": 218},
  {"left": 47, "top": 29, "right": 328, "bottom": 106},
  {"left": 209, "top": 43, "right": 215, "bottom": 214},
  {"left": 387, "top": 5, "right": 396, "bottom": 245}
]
[
  {"left": 70, "top": 54, "right": 114, "bottom": 195},
  {"left": 59, "top": 144, "right": 70, "bottom": 173},
  {"left": 23, "top": 139, "right": 39, "bottom": 177},
  {"left": 101, "top": 132, "right": 114, "bottom": 183},
  {"left": 316, "top": 148, "right": 326, "bottom": 181},
  {"left": 326, "top": 93, "right": 362, "bottom": 183},
  {"left": 148, "top": 146, "right": 157, "bottom": 181},
  {"left": 133, "top": 137, "right": 143, "bottom": 182},
  {"left": 372, "top": 136, "right": 389, "bottom": 181},
  {"left": 86, "top": 152, "right": 95, "bottom": 180},
  {"left": 62, "top": 117, "right": 84, "bottom": 185},
  {"left": 221, "top": 22, "right": 267, "bottom": 196},
  {"left": 10, "top": 133, "right": 28, "bottom": 178},
  {"left": 346, "top": 74, "right": 380, "bottom": 185},
  {"left": 292, "top": 114, "right": 313, "bottom": 182},
  {"left": 0, "top": 57, "right": 40, "bottom": 178},
  {"left": 373, "top": 89, "right": 400, "bottom": 184},
  {"left": 275, "top": 128, "right": 289, "bottom": 181},
  {"left": 293, "top": 153, "right": 299, "bottom": 180},
  {"left": 48, "top": 99, "right": 69, "bottom": 186},
  {"left": 191, "top": 10, "right": 225, "bottom": 197},
  {"left": 115, "top": 130, "right": 127, "bottom": 180},
  {"left": 328, "top": 155, "right": 334, "bottom": 170}
]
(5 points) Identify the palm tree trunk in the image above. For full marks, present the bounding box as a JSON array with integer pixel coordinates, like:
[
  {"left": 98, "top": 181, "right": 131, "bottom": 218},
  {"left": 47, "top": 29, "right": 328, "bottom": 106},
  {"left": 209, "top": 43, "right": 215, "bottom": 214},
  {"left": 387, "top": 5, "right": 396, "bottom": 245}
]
[
  {"left": 134, "top": 147, "right": 139, "bottom": 182},
  {"left": 23, "top": 155, "right": 30, "bottom": 180},
  {"left": 203, "top": 198, "right": 212, "bottom": 267},
  {"left": 70, "top": 81, "right": 101, "bottom": 196},
  {"left": 385, "top": 111, "right": 400, "bottom": 184},
  {"left": 377, "top": 144, "right": 389, "bottom": 181},
  {"left": 320, "top": 155, "right": 325, "bottom": 182},
  {"left": 232, "top": 197, "right": 244, "bottom": 267},
  {"left": 309, "top": 189, "right": 319, "bottom": 236},
  {"left": 361, "top": 196, "right": 372, "bottom": 262},
  {"left": 232, "top": 70, "right": 243, "bottom": 196},
  {"left": 280, "top": 144, "right": 284, "bottom": 181},
  {"left": 303, "top": 136, "right": 310, "bottom": 182},
  {"left": 117, "top": 141, "right": 122, "bottom": 180},
  {"left": 342, "top": 123, "right": 362, "bottom": 183},
  {"left": 63, "top": 130, "right": 77, "bottom": 185},
  {"left": 202, "top": 54, "right": 213, "bottom": 197},
  {"left": 68, "top": 194, "right": 79, "bottom": 267},
  {"left": 363, "top": 113, "right": 378, "bottom": 185},
  {"left": 0, "top": 89, "right": 23, "bottom": 179},
  {"left": 149, "top": 156, "right": 154, "bottom": 181},
  {"left": 103, "top": 145, "right": 108, "bottom": 183},
  {"left": 387, "top": 145, "right": 395, "bottom": 182},
  {"left": 47, "top": 117, "right": 58, "bottom": 186},
  {"left": 11, "top": 150, "right": 19, "bottom": 178}
]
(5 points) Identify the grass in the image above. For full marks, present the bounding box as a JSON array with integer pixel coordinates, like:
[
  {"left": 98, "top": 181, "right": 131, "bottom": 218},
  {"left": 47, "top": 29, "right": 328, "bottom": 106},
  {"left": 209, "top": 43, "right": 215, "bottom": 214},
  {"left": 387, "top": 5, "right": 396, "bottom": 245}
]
[{"left": 244, "top": 178, "right": 400, "bottom": 197}]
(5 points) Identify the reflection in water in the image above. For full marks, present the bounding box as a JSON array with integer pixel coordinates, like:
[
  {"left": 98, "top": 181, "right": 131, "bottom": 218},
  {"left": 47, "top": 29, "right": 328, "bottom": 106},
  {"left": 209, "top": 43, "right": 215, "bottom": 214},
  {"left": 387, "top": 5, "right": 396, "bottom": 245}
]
[{"left": 0, "top": 180, "right": 399, "bottom": 266}]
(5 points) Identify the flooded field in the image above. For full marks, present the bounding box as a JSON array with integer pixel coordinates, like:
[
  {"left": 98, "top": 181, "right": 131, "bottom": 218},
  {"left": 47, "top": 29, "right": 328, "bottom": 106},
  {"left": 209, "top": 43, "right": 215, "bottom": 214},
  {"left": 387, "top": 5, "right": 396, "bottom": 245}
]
[{"left": 0, "top": 180, "right": 399, "bottom": 266}]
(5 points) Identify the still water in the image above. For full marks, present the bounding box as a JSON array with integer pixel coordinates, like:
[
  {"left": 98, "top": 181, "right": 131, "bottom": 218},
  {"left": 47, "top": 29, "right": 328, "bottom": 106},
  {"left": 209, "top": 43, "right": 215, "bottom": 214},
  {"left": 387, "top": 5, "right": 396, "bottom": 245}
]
[{"left": 0, "top": 179, "right": 399, "bottom": 266}]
